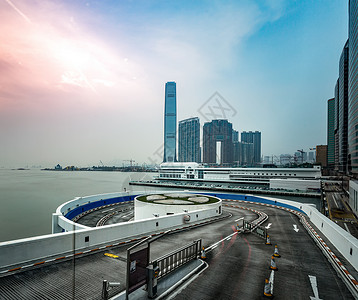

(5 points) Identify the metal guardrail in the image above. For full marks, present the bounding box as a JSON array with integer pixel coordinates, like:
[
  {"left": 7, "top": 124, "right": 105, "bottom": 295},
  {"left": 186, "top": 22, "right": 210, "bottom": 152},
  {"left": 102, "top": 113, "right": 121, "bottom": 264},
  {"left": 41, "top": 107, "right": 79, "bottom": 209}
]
[{"left": 153, "top": 239, "right": 201, "bottom": 279}]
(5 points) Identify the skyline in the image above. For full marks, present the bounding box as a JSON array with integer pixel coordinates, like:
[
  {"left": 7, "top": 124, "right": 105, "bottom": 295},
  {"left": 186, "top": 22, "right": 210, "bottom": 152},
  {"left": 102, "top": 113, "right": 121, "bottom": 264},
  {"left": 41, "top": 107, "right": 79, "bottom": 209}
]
[{"left": 0, "top": 0, "right": 349, "bottom": 168}]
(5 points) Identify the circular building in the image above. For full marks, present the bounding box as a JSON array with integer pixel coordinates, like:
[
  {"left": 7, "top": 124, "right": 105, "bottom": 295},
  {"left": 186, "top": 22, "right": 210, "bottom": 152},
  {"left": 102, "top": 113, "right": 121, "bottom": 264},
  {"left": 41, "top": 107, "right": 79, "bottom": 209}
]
[{"left": 134, "top": 193, "right": 222, "bottom": 221}]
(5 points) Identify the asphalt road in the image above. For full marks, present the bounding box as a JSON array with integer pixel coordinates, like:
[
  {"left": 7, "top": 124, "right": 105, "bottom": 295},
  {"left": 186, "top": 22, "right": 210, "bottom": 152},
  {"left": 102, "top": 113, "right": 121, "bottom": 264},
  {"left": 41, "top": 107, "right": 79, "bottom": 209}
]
[{"left": 0, "top": 200, "right": 355, "bottom": 300}]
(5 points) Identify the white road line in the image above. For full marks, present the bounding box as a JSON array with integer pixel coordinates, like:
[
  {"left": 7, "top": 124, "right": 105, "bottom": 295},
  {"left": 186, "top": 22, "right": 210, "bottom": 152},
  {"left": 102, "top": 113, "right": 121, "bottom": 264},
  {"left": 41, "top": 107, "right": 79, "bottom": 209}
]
[
  {"left": 206, "top": 232, "right": 237, "bottom": 252},
  {"left": 235, "top": 217, "right": 244, "bottom": 222},
  {"left": 308, "top": 275, "right": 322, "bottom": 300}
]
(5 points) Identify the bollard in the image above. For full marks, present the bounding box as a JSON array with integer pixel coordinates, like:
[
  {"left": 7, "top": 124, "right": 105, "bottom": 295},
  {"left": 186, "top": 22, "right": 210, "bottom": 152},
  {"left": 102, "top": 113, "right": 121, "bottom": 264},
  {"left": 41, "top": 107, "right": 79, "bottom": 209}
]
[
  {"left": 263, "top": 278, "right": 273, "bottom": 298},
  {"left": 201, "top": 246, "right": 207, "bottom": 259},
  {"left": 269, "top": 255, "right": 278, "bottom": 271},
  {"left": 265, "top": 234, "right": 271, "bottom": 245},
  {"left": 273, "top": 244, "right": 281, "bottom": 257},
  {"left": 102, "top": 280, "right": 109, "bottom": 300}
]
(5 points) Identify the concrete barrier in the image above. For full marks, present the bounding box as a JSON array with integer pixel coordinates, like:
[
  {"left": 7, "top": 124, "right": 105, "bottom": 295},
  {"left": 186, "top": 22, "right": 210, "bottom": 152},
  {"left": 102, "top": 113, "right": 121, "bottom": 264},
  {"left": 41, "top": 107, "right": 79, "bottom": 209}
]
[
  {"left": 204, "top": 192, "right": 358, "bottom": 271},
  {"left": 0, "top": 192, "right": 220, "bottom": 273},
  {"left": 1, "top": 191, "right": 357, "bottom": 274}
]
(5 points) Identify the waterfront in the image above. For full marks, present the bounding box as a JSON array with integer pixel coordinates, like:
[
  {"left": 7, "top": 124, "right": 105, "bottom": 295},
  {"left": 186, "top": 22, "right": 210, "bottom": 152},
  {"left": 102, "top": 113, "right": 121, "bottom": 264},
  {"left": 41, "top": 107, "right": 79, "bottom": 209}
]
[
  {"left": 0, "top": 169, "right": 155, "bottom": 242},
  {"left": 0, "top": 169, "right": 320, "bottom": 243}
]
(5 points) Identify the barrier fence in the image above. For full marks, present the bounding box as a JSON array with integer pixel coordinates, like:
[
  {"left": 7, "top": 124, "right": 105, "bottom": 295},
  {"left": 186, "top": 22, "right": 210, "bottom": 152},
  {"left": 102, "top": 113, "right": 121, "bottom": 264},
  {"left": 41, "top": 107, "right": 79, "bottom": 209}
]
[{"left": 153, "top": 239, "right": 202, "bottom": 279}]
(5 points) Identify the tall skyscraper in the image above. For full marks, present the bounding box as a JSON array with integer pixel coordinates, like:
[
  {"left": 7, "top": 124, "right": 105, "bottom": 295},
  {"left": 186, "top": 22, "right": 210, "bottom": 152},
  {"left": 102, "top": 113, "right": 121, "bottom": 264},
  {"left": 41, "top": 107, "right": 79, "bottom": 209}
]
[
  {"left": 178, "top": 117, "right": 200, "bottom": 163},
  {"left": 203, "top": 119, "right": 234, "bottom": 165},
  {"left": 349, "top": 0, "right": 358, "bottom": 174},
  {"left": 241, "top": 131, "right": 261, "bottom": 165},
  {"left": 334, "top": 79, "right": 340, "bottom": 170},
  {"left": 327, "top": 98, "right": 335, "bottom": 167},
  {"left": 338, "top": 41, "right": 349, "bottom": 173},
  {"left": 163, "top": 82, "right": 177, "bottom": 163}
]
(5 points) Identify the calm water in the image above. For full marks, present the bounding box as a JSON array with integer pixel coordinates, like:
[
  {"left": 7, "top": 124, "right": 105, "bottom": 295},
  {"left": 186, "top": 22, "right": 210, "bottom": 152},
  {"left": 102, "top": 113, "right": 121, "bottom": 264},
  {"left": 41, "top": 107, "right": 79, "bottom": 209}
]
[
  {"left": 0, "top": 169, "right": 157, "bottom": 242},
  {"left": 0, "top": 169, "right": 320, "bottom": 242}
]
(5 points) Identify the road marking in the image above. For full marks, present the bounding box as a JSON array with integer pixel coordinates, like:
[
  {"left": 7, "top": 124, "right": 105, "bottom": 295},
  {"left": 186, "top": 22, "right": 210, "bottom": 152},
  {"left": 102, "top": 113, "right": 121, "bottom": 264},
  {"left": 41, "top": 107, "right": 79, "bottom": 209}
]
[
  {"left": 235, "top": 217, "right": 244, "bottom": 222},
  {"left": 102, "top": 208, "right": 115, "bottom": 213},
  {"left": 207, "top": 232, "right": 237, "bottom": 252},
  {"left": 308, "top": 275, "right": 322, "bottom": 300},
  {"left": 293, "top": 224, "right": 299, "bottom": 232},
  {"left": 265, "top": 223, "right": 272, "bottom": 229}
]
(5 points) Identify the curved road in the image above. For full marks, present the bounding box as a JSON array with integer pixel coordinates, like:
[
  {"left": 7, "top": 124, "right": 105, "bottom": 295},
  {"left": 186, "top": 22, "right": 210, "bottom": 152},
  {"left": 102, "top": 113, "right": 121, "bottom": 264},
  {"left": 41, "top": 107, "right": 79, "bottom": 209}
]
[{"left": 0, "top": 200, "right": 354, "bottom": 299}]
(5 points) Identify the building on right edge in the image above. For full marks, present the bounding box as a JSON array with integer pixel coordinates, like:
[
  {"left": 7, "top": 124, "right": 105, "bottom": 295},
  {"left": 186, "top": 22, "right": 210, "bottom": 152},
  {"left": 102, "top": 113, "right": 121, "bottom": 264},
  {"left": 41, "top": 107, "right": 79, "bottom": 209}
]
[
  {"left": 349, "top": 0, "right": 358, "bottom": 175},
  {"left": 338, "top": 40, "right": 349, "bottom": 173}
]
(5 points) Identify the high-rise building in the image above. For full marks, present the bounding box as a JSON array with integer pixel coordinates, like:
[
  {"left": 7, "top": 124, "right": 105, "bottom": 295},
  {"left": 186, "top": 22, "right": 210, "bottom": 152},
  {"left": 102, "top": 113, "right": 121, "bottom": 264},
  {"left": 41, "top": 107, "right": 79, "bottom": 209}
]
[
  {"left": 241, "top": 131, "right": 261, "bottom": 165},
  {"left": 349, "top": 0, "right": 358, "bottom": 174},
  {"left": 327, "top": 98, "right": 335, "bottom": 167},
  {"left": 316, "top": 145, "right": 328, "bottom": 167},
  {"left": 203, "top": 119, "right": 234, "bottom": 165},
  {"left": 334, "top": 80, "right": 340, "bottom": 170},
  {"left": 232, "top": 130, "right": 239, "bottom": 142},
  {"left": 338, "top": 41, "right": 349, "bottom": 173},
  {"left": 240, "top": 142, "right": 254, "bottom": 166},
  {"left": 178, "top": 117, "right": 200, "bottom": 163},
  {"left": 163, "top": 82, "right": 177, "bottom": 163}
]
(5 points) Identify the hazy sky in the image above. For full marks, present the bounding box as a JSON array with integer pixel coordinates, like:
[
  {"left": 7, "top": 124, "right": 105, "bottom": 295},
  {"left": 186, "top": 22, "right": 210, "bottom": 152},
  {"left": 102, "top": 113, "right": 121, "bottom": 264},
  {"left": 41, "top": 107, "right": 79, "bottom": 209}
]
[{"left": 0, "top": 0, "right": 348, "bottom": 167}]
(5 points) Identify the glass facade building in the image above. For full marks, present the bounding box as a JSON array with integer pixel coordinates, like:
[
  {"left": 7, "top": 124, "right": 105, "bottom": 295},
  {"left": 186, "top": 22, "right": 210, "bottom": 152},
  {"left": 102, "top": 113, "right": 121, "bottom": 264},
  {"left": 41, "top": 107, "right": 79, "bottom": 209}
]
[
  {"left": 327, "top": 98, "right": 335, "bottom": 166},
  {"left": 178, "top": 117, "right": 201, "bottom": 163},
  {"left": 349, "top": 0, "right": 358, "bottom": 173},
  {"left": 334, "top": 79, "right": 340, "bottom": 169},
  {"left": 163, "top": 82, "right": 177, "bottom": 162},
  {"left": 338, "top": 41, "right": 349, "bottom": 173}
]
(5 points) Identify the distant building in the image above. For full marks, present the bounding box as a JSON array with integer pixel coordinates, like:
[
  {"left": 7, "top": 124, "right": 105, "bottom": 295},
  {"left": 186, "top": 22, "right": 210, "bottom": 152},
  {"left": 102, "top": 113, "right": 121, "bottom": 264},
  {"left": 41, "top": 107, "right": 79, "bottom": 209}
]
[
  {"left": 241, "top": 131, "right": 261, "bottom": 165},
  {"left": 232, "top": 130, "right": 239, "bottom": 142},
  {"left": 233, "top": 141, "right": 254, "bottom": 166},
  {"left": 163, "top": 82, "right": 177, "bottom": 163},
  {"left": 203, "top": 119, "right": 234, "bottom": 165},
  {"left": 316, "top": 145, "right": 328, "bottom": 167},
  {"left": 178, "top": 117, "right": 200, "bottom": 163},
  {"left": 280, "top": 154, "right": 291, "bottom": 166},
  {"left": 263, "top": 156, "right": 271, "bottom": 164},
  {"left": 308, "top": 151, "right": 315, "bottom": 163},
  {"left": 240, "top": 142, "right": 254, "bottom": 166},
  {"left": 327, "top": 98, "right": 335, "bottom": 167}
]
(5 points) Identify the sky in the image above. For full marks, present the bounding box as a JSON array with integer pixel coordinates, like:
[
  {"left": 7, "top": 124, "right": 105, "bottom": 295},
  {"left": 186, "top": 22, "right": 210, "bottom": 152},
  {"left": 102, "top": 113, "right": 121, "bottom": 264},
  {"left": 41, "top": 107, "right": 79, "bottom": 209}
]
[{"left": 0, "top": 0, "right": 349, "bottom": 168}]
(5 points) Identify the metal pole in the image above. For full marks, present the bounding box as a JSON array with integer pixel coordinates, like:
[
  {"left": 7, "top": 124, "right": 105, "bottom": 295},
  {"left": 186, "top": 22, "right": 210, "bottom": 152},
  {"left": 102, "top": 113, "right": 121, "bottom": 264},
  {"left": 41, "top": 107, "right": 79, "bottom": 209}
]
[{"left": 102, "top": 280, "right": 108, "bottom": 300}]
